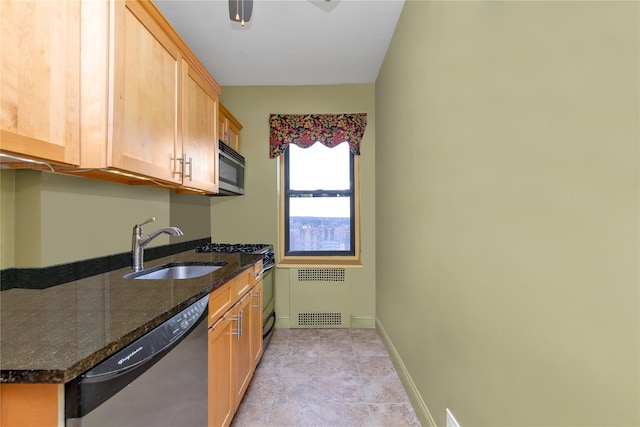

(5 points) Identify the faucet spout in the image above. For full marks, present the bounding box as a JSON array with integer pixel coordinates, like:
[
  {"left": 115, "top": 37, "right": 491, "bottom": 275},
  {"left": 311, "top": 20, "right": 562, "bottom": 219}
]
[
  {"left": 131, "top": 220, "right": 184, "bottom": 272},
  {"left": 143, "top": 227, "right": 184, "bottom": 244}
]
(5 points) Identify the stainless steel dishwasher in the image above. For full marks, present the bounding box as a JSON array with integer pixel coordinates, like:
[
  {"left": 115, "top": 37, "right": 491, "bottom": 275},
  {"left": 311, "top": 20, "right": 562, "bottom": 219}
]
[{"left": 65, "top": 295, "right": 209, "bottom": 427}]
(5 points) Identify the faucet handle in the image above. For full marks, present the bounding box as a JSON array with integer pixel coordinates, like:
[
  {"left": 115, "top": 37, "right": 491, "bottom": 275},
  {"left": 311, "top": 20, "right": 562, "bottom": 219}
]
[{"left": 137, "top": 217, "right": 156, "bottom": 227}]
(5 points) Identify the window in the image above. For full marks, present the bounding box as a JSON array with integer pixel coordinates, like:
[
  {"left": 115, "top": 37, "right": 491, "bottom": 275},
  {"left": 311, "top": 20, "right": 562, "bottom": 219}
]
[
  {"left": 280, "top": 143, "right": 361, "bottom": 266},
  {"left": 270, "top": 113, "right": 366, "bottom": 267}
]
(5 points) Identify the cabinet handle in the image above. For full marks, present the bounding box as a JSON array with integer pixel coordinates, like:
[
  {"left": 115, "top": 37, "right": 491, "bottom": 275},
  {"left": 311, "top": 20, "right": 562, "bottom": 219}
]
[
  {"left": 171, "top": 156, "right": 182, "bottom": 177},
  {"left": 171, "top": 156, "right": 192, "bottom": 181},
  {"left": 238, "top": 310, "right": 243, "bottom": 338},
  {"left": 236, "top": 284, "right": 250, "bottom": 296},
  {"left": 230, "top": 314, "right": 241, "bottom": 340},
  {"left": 185, "top": 157, "right": 192, "bottom": 181},
  {"left": 252, "top": 292, "right": 260, "bottom": 309}
]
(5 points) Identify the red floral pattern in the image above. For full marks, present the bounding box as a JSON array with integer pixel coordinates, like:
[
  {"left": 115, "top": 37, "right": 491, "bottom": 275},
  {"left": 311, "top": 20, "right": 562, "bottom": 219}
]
[{"left": 269, "top": 113, "right": 367, "bottom": 158}]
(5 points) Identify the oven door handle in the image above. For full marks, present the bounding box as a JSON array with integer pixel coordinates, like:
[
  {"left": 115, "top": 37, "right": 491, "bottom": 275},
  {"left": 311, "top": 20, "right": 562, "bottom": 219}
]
[{"left": 260, "top": 264, "right": 275, "bottom": 276}]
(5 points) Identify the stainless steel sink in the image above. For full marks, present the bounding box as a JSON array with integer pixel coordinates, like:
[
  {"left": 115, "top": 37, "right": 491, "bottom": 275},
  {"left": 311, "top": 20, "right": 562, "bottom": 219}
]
[{"left": 123, "top": 262, "right": 227, "bottom": 280}]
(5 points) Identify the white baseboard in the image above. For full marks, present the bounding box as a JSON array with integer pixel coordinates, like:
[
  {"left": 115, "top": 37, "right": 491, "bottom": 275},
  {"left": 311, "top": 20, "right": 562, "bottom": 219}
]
[{"left": 376, "top": 318, "right": 437, "bottom": 427}]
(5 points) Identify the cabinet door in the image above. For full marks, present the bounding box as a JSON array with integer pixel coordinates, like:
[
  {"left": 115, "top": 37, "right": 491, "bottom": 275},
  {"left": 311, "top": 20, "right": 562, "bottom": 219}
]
[
  {"left": 226, "top": 119, "right": 241, "bottom": 152},
  {"left": 0, "top": 0, "right": 80, "bottom": 166},
  {"left": 208, "top": 315, "right": 234, "bottom": 427},
  {"left": 0, "top": 384, "right": 60, "bottom": 427},
  {"left": 218, "top": 115, "right": 228, "bottom": 145},
  {"left": 182, "top": 60, "right": 219, "bottom": 193},
  {"left": 110, "top": 2, "right": 181, "bottom": 184},
  {"left": 250, "top": 280, "right": 264, "bottom": 368},
  {"left": 232, "top": 293, "right": 253, "bottom": 409},
  {"left": 218, "top": 103, "right": 242, "bottom": 152}
]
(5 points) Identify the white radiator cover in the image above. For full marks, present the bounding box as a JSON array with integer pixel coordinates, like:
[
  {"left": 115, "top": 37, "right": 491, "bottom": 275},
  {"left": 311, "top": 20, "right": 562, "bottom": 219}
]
[{"left": 289, "top": 268, "right": 350, "bottom": 328}]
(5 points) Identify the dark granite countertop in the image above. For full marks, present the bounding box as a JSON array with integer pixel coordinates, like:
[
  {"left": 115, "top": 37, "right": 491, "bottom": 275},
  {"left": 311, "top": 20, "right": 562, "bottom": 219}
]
[{"left": 0, "top": 250, "right": 262, "bottom": 384}]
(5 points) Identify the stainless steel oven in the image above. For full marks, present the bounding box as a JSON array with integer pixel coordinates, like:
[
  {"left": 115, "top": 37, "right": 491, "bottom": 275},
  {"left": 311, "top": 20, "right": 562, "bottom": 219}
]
[{"left": 195, "top": 243, "right": 275, "bottom": 347}]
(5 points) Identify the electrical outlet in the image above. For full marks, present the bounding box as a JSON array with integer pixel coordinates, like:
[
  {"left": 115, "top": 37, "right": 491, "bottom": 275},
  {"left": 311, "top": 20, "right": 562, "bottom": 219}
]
[{"left": 446, "top": 408, "right": 461, "bottom": 427}]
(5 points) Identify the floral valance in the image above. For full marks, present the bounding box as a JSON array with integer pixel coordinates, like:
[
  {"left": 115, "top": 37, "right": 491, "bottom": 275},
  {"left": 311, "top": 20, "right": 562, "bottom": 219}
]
[{"left": 269, "top": 113, "right": 367, "bottom": 158}]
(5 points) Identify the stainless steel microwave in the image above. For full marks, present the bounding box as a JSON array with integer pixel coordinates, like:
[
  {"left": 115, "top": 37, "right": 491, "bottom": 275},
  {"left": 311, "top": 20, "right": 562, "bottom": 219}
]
[{"left": 217, "top": 141, "right": 245, "bottom": 195}]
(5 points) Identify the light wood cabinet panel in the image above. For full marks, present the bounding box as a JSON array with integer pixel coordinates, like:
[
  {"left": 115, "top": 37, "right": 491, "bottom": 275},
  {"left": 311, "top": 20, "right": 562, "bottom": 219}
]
[
  {"left": 109, "top": 2, "right": 181, "bottom": 185},
  {"left": 182, "top": 60, "right": 219, "bottom": 193},
  {"left": 232, "top": 268, "right": 253, "bottom": 300},
  {"left": 226, "top": 120, "right": 241, "bottom": 153},
  {"left": 2, "top": 0, "right": 223, "bottom": 193},
  {"left": 208, "top": 315, "right": 234, "bottom": 427},
  {"left": 218, "top": 103, "right": 242, "bottom": 152},
  {"left": 208, "top": 264, "right": 264, "bottom": 425},
  {"left": 78, "top": 0, "right": 222, "bottom": 193},
  {"left": 232, "top": 293, "right": 253, "bottom": 408},
  {"left": 209, "top": 281, "right": 233, "bottom": 327},
  {"left": 0, "top": 0, "right": 80, "bottom": 166},
  {"left": 0, "top": 384, "right": 61, "bottom": 427}
]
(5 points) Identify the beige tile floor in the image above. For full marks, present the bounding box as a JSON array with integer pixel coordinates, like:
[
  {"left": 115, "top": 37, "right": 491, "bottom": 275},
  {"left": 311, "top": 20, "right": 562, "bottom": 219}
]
[{"left": 231, "top": 328, "right": 421, "bottom": 427}]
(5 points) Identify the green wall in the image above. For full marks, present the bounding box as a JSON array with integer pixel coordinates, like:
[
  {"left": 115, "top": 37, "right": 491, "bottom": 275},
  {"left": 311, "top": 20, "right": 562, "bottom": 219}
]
[
  {"left": 0, "top": 170, "right": 211, "bottom": 268},
  {"left": 216, "top": 84, "right": 376, "bottom": 327},
  {"left": 0, "top": 170, "right": 16, "bottom": 268},
  {"left": 375, "top": 1, "right": 639, "bottom": 426}
]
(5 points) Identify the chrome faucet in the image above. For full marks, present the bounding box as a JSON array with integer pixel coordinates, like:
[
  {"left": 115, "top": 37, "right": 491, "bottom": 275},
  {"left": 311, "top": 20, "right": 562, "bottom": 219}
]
[{"left": 131, "top": 217, "right": 184, "bottom": 272}]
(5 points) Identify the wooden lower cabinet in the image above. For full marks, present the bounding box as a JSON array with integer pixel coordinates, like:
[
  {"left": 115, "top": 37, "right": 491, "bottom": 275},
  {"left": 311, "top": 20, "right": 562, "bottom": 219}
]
[
  {"left": 207, "top": 314, "right": 234, "bottom": 427},
  {"left": 0, "top": 384, "right": 61, "bottom": 427},
  {"left": 208, "top": 267, "right": 264, "bottom": 427},
  {"left": 232, "top": 293, "right": 253, "bottom": 409}
]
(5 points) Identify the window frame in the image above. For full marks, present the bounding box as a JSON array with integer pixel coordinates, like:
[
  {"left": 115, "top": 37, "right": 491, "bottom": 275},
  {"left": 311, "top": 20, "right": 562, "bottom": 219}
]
[{"left": 278, "top": 144, "right": 362, "bottom": 268}]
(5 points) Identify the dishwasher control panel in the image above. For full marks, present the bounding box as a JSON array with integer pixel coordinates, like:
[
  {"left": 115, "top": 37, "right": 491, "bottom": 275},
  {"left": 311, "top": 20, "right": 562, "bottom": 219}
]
[{"left": 83, "top": 295, "right": 209, "bottom": 380}]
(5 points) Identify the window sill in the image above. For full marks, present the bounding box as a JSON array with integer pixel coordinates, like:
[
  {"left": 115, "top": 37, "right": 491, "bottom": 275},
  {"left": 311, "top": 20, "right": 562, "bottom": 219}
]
[{"left": 277, "top": 257, "right": 362, "bottom": 269}]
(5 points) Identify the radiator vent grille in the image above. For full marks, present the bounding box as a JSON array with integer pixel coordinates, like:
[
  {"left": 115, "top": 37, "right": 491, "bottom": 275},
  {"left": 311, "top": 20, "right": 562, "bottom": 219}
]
[
  {"left": 290, "top": 269, "right": 349, "bottom": 328},
  {"left": 298, "top": 312, "right": 343, "bottom": 326},
  {"left": 297, "top": 268, "right": 345, "bottom": 282}
]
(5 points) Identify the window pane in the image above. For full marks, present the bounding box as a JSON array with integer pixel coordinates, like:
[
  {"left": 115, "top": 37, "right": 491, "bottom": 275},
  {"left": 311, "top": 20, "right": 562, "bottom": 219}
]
[
  {"left": 285, "top": 141, "right": 354, "bottom": 255},
  {"left": 289, "top": 198, "right": 351, "bottom": 251},
  {"left": 289, "top": 143, "right": 350, "bottom": 190}
]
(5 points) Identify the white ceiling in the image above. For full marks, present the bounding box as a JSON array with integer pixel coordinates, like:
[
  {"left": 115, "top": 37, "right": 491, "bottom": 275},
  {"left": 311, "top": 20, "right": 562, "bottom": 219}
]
[{"left": 154, "top": 0, "right": 405, "bottom": 86}]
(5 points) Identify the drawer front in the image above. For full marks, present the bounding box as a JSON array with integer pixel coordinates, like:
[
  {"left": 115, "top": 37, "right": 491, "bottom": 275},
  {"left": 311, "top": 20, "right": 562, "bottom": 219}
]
[
  {"left": 208, "top": 281, "right": 233, "bottom": 327},
  {"left": 209, "top": 266, "right": 257, "bottom": 327},
  {"left": 232, "top": 268, "right": 253, "bottom": 300}
]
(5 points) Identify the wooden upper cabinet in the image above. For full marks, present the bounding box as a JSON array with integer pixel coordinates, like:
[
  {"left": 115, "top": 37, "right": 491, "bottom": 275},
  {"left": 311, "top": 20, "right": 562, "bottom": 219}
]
[
  {"left": 80, "top": 0, "right": 222, "bottom": 193},
  {"left": 108, "top": 2, "right": 182, "bottom": 185},
  {"left": 182, "top": 60, "right": 219, "bottom": 193},
  {"left": 218, "top": 103, "right": 242, "bottom": 152},
  {"left": 1, "top": 0, "right": 222, "bottom": 193},
  {"left": 0, "top": 0, "right": 81, "bottom": 166}
]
